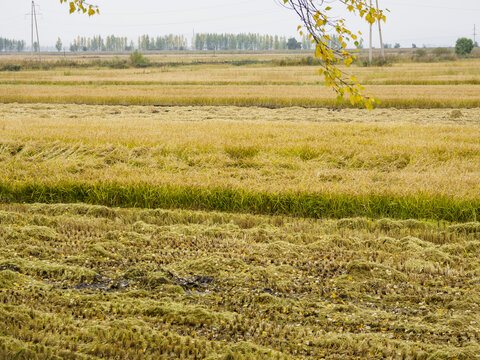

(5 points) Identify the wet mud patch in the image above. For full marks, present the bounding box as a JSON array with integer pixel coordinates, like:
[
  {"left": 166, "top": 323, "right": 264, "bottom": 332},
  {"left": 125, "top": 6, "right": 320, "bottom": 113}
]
[
  {"left": 173, "top": 275, "right": 215, "bottom": 292},
  {"left": 59, "top": 271, "right": 216, "bottom": 294}
]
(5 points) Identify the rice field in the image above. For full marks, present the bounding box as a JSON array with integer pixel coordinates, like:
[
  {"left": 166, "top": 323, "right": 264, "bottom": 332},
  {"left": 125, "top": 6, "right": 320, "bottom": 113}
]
[
  {"left": 2, "top": 59, "right": 480, "bottom": 85},
  {"left": 1, "top": 203, "right": 480, "bottom": 359},
  {"left": 2, "top": 83, "right": 480, "bottom": 108},
  {"left": 1, "top": 53, "right": 480, "bottom": 359},
  {"left": 1, "top": 103, "right": 480, "bottom": 220},
  {"left": 1, "top": 57, "right": 480, "bottom": 108}
]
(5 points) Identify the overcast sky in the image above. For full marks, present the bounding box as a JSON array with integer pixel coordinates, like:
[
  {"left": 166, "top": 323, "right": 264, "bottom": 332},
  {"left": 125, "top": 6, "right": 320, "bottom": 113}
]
[{"left": 1, "top": 0, "right": 479, "bottom": 48}]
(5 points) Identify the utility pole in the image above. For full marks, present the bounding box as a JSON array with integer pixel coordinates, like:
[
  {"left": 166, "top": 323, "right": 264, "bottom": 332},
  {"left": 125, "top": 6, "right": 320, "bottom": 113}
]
[
  {"left": 192, "top": 29, "right": 195, "bottom": 51},
  {"left": 474, "top": 24, "right": 477, "bottom": 46},
  {"left": 376, "top": 0, "right": 385, "bottom": 60},
  {"left": 369, "top": 0, "right": 373, "bottom": 64},
  {"left": 30, "top": 1, "right": 41, "bottom": 61},
  {"left": 33, "top": 1, "right": 41, "bottom": 61},
  {"left": 31, "top": 1, "right": 34, "bottom": 60}
]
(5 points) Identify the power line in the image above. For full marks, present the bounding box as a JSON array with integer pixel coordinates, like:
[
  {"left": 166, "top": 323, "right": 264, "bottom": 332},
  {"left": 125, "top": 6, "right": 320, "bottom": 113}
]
[
  {"left": 385, "top": 0, "right": 480, "bottom": 12},
  {"left": 43, "top": 0, "right": 262, "bottom": 17},
  {"left": 103, "top": 7, "right": 285, "bottom": 28},
  {"left": 105, "top": 0, "right": 259, "bottom": 16}
]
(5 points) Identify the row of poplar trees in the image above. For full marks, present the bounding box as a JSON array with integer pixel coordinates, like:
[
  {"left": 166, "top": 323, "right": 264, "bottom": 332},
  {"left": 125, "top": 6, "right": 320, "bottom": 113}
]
[
  {"left": 193, "top": 33, "right": 312, "bottom": 51},
  {"left": 0, "top": 34, "right": 310, "bottom": 53},
  {"left": 67, "top": 34, "right": 311, "bottom": 52},
  {"left": 137, "top": 35, "right": 188, "bottom": 51},
  {"left": 69, "top": 35, "right": 134, "bottom": 52},
  {"left": 0, "top": 38, "right": 26, "bottom": 52}
]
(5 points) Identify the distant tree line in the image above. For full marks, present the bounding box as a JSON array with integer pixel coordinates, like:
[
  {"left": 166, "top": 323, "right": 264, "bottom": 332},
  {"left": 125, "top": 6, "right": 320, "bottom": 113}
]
[
  {"left": 66, "top": 34, "right": 312, "bottom": 52},
  {"left": 194, "top": 33, "right": 293, "bottom": 51},
  {"left": 70, "top": 35, "right": 134, "bottom": 52},
  {"left": 0, "top": 38, "right": 26, "bottom": 52},
  {"left": 67, "top": 34, "right": 312, "bottom": 52},
  {"left": 137, "top": 35, "right": 188, "bottom": 51}
]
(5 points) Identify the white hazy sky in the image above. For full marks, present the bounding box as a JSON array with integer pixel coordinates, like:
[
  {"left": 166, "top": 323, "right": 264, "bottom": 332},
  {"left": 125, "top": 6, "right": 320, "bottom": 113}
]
[{"left": 1, "top": 0, "right": 479, "bottom": 48}]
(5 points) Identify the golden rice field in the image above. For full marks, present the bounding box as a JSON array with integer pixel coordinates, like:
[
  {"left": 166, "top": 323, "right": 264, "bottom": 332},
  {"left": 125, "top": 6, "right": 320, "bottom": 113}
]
[
  {"left": 1, "top": 53, "right": 480, "bottom": 359},
  {"left": 2, "top": 83, "right": 480, "bottom": 108},
  {"left": 1, "top": 59, "right": 480, "bottom": 84},
  {"left": 1, "top": 57, "right": 480, "bottom": 107},
  {"left": 1, "top": 103, "right": 480, "bottom": 201}
]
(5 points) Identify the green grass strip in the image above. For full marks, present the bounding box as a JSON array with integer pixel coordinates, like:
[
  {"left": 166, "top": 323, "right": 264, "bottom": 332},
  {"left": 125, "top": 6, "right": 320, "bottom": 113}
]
[{"left": 0, "top": 182, "right": 478, "bottom": 222}]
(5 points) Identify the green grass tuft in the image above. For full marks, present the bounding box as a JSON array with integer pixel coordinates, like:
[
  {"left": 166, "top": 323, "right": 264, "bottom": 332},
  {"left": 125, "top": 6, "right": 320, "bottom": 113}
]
[{"left": 224, "top": 146, "right": 259, "bottom": 160}]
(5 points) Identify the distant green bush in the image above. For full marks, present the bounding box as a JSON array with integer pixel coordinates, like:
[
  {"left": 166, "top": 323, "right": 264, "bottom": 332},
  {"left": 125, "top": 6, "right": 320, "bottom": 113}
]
[
  {"left": 129, "top": 50, "right": 149, "bottom": 67},
  {"left": 455, "top": 38, "right": 474, "bottom": 56}
]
